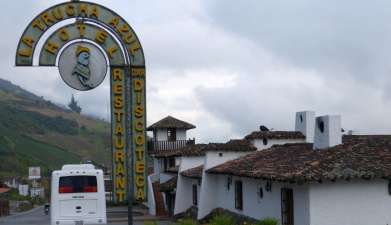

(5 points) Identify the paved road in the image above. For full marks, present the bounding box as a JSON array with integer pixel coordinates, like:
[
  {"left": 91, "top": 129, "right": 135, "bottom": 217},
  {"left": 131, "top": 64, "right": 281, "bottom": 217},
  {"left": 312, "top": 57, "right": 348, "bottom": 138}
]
[
  {"left": 0, "top": 207, "right": 172, "bottom": 225},
  {"left": 0, "top": 206, "right": 49, "bottom": 225}
]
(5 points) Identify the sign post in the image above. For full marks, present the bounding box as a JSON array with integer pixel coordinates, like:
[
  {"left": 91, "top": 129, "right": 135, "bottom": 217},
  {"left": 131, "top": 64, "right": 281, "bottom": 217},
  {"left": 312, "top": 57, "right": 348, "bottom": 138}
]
[{"left": 15, "top": 1, "right": 148, "bottom": 224}]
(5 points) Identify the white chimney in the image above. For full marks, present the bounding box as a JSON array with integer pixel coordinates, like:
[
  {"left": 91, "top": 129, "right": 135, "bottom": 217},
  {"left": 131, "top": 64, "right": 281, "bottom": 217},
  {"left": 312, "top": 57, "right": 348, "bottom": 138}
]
[
  {"left": 295, "top": 111, "right": 315, "bottom": 143},
  {"left": 313, "top": 115, "right": 342, "bottom": 150}
]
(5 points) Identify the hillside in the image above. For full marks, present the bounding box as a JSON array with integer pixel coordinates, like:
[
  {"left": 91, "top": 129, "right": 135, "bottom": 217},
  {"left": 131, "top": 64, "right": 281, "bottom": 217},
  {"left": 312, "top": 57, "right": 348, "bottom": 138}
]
[{"left": 0, "top": 78, "right": 111, "bottom": 179}]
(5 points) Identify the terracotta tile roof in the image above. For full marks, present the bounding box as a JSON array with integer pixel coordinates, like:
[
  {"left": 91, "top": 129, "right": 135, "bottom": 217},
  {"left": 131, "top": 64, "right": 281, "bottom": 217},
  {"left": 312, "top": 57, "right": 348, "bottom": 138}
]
[
  {"left": 207, "top": 135, "right": 391, "bottom": 182},
  {"left": 203, "top": 139, "right": 257, "bottom": 152},
  {"left": 245, "top": 131, "right": 305, "bottom": 140},
  {"left": 0, "top": 188, "right": 10, "bottom": 194},
  {"left": 342, "top": 134, "right": 391, "bottom": 143},
  {"left": 147, "top": 116, "right": 196, "bottom": 131},
  {"left": 150, "top": 144, "right": 207, "bottom": 158},
  {"left": 151, "top": 140, "right": 255, "bottom": 158},
  {"left": 159, "top": 176, "right": 177, "bottom": 192},
  {"left": 181, "top": 165, "right": 204, "bottom": 179}
]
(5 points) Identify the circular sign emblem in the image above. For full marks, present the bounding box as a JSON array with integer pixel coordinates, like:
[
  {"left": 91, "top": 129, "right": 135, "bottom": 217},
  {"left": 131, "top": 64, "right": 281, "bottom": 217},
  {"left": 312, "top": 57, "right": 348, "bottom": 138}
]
[{"left": 59, "top": 42, "right": 107, "bottom": 91}]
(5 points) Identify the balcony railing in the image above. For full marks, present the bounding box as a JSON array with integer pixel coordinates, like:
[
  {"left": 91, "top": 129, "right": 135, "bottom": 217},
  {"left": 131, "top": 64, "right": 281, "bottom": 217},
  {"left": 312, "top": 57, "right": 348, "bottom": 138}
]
[{"left": 148, "top": 139, "right": 195, "bottom": 151}]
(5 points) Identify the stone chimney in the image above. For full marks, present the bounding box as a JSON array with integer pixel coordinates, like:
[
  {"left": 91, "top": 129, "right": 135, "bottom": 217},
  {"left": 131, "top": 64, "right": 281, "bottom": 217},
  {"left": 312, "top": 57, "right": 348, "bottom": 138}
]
[
  {"left": 313, "top": 115, "right": 342, "bottom": 150},
  {"left": 295, "top": 111, "right": 315, "bottom": 143}
]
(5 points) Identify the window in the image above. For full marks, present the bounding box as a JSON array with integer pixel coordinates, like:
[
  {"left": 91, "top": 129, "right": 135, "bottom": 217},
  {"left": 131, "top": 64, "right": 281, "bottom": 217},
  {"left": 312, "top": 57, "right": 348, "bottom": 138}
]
[
  {"left": 258, "top": 187, "right": 264, "bottom": 199},
  {"left": 59, "top": 176, "right": 97, "bottom": 193},
  {"left": 168, "top": 157, "right": 176, "bottom": 168},
  {"left": 192, "top": 184, "right": 198, "bottom": 206},
  {"left": 227, "top": 176, "right": 232, "bottom": 191},
  {"left": 163, "top": 158, "right": 168, "bottom": 171},
  {"left": 263, "top": 138, "right": 268, "bottom": 146},
  {"left": 167, "top": 128, "right": 176, "bottom": 142},
  {"left": 388, "top": 180, "right": 391, "bottom": 196},
  {"left": 317, "top": 119, "right": 325, "bottom": 133},
  {"left": 265, "top": 180, "right": 272, "bottom": 192},
  {"left": 281, "top": 188, "right": 294, "bottom": 225},
  {"left": 235, "top": 180, "right": 243, "bottom": 210}
]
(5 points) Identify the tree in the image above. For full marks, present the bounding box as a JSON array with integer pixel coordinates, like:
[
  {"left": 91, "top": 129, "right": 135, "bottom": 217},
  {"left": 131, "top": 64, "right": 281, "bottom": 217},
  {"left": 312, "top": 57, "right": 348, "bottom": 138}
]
[{"left": 68, "top": 94, "right": 82, "bottom": 114}]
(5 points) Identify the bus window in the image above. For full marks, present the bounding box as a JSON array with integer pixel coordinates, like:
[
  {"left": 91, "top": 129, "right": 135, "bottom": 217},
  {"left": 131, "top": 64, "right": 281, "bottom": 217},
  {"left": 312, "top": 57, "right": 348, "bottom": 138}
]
[{"left": 59, "top": 176, "right": 97, "bottom": 193}]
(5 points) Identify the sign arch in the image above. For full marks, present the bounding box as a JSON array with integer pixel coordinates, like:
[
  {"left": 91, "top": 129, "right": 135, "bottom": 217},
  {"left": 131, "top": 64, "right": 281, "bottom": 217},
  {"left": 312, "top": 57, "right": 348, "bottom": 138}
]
[
  {"left": 15, "top": 1, "right": 147, "bottom": 204},
  {"left": 39, "top": 22, "right": 126, "bottom": 66},
  {"left": 16, "top": 1, "right": 144, "bottom": 66}
]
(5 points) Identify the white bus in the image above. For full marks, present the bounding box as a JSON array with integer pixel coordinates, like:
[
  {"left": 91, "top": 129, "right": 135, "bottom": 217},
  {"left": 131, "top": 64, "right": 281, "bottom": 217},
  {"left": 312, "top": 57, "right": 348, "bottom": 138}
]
[{"left": 51, "top": 164, "right": 107, "bottom": 225}]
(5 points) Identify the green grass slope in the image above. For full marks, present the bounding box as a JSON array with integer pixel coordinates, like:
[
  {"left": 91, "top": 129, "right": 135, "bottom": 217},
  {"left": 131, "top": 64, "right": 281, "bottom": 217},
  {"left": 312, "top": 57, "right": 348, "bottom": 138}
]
[{"left": 0, "top": 78, "right": 111, "bottom": 179}]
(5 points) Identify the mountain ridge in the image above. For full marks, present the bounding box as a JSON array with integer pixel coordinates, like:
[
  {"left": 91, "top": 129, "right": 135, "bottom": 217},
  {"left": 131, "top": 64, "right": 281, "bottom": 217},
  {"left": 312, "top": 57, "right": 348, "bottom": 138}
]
[{"left": 0, "top": 78, "right": 111, "bottom": 179}]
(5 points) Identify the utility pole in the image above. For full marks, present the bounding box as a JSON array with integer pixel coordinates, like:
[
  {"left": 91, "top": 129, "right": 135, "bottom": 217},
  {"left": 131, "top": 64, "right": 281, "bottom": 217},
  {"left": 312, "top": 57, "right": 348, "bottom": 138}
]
[{"left": 125, "top": 66, "right": 133, "bottom": 225}]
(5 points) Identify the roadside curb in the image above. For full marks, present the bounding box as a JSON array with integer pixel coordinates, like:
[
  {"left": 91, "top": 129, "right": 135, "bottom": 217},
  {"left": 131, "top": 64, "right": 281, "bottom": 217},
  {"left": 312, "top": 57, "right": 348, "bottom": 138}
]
[{"left": 108, "top": 217, "right": 172, "bottom": 222}]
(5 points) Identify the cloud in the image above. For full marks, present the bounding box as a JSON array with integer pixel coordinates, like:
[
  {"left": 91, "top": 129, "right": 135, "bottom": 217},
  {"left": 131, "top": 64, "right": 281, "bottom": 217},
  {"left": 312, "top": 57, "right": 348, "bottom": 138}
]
[
  {"left": 188, "top": 0, "right": 391, "bottom": 138},
  {"left": 2, "top": 0, "right": 391, "bottom": 144},
  {"left": 203, "top": 0, "right": 391, "bottom": 81}
]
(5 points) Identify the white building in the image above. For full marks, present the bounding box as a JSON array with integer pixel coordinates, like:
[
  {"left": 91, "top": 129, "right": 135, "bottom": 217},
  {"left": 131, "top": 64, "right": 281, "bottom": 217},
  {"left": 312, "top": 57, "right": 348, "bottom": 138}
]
[
  {"left": 148, "top": 112, "right": 311, "bottom": 217},
  {"left": 18, "top": 184, "right": 29, "bottom": 196},
  {"left": 175, "top": 139, "right": 257, "bottom": 216},
  {"left": 149, "top": 112, "right": 391, "bottom": 225},
  {"left": 4, "top": 178, "right": 20, "bottom": 189},
  {"left": 30, "top": 187, "right": 44, "bottom": 198},
  {"left": 147, "top": 115, "right": 196, "bottom": 216},
  {"left": 204, "top": 113, "right": 391, "bottom": 225}
]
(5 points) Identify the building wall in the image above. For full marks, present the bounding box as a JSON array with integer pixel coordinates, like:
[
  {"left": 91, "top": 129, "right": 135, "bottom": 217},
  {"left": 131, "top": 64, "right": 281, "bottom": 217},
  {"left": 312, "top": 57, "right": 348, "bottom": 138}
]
[
  {"left": 174, "top": 156, "right": 204, "bottom": 215},
  {"left": 198, "top": 151, "right": 255, "bottom": 219},
  {"left": 156, "top": 128, "right": 168, "bottom": 141},
  {"left": 153, "top": 158, "right": 160, "bottom": 175},
  {"left": 203, "top": 175, "right": 310, "bottom": 225},
  {"left": 309, "top": 179, "right": 391, "bottom": 225},
  {"left": 295, "top": 111, "right": 315, "bottom": 143},
  {"left": 147, "top": 174, "right": 159, "bottom": 215},
  {"left": 198, "top": 173, "right": 219, "bottom": 219},
  {"left": 177, "top": 129, "right": 186, "bottom": 140},
  {"left": 313, "top": 115, "right": 341, "bottom": 149},
  {"left": 154, "top": 128, "right": 186, "bottom": 141},
  {"left": 174, "top": 176, "right": 201, "bottom": 215},
  {"left": 251, "top": 138, "right": 305, "bottom": 151},
  {"left": 179, "top": 156, "right": 204, "bottom": 172},
  {"left": 175, "top": 157, "right": 181, "bottom": 167},
  {"left": 204, "top": 151, "right": 250, "bottom": 170}
]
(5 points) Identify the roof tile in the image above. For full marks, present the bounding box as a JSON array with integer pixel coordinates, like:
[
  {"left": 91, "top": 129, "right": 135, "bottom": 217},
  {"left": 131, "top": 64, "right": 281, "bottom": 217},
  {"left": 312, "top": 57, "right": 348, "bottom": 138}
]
[
  {"left": 150, "top": 144, "right": 206, "bottom": 158},
  {"left": 147, "top": 116, "right": 196, "bottom": 131},
  {"left": 207, "top": 135, "right": 391, "bottom": 182},
  {"left": 203, "top": 139, "right": 257, "bottom": 152},
  {"left": 245, "top": 131, "right": 305, "bottom": 140},
  {"left": 181, "top": 165, "right": 204, "bottom": 179},
  {"left": 159, "top": 176, "right": 177, "bottom": 192}
]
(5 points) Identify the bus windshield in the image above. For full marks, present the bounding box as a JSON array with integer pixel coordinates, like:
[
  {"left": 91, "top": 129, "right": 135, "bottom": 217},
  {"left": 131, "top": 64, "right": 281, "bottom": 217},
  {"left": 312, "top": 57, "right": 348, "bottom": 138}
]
[{"left": 59, "top": 176, "right": 97, "bottom": 193}]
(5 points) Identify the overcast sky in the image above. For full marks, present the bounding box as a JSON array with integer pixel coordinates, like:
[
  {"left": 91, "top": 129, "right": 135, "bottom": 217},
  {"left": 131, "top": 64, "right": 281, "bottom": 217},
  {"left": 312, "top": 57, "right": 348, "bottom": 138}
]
[{"left": 2, "top": 0, "right": 391, "bottom": 142}]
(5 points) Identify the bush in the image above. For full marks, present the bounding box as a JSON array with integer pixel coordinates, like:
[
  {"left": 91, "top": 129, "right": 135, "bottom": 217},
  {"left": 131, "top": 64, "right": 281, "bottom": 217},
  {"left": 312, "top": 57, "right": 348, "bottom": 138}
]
[
  {"left": 209, "top": 214, "right": 236, "bottom": 225},
  {"left": 9, "top": 188, "right": 31, "bottom": 201},
  {"left": 254, "top": 217, "right": 279, "bottom": 225},
  {"left": 175, "top": 218, "right": 198, "bottom": 225},
  {"left": 17, "top": 201, "right": 33, "bottom": 212}
]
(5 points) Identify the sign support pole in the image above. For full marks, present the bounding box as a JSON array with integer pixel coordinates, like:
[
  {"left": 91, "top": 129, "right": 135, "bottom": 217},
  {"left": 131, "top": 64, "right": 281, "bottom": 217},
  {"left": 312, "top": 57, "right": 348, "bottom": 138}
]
[
  {"left": 125, "top": 66, "right": 133, "bottom": 225},
  {"left": 15, "top": 2, "right": 147, "bottom": 225}
]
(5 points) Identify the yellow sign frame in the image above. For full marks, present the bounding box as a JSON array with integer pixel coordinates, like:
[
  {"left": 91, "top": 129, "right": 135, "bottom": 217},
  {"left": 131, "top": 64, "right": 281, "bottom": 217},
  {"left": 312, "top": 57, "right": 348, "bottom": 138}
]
[{"left": 15, "top": 1, "right": 147, "bottom": 204}]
